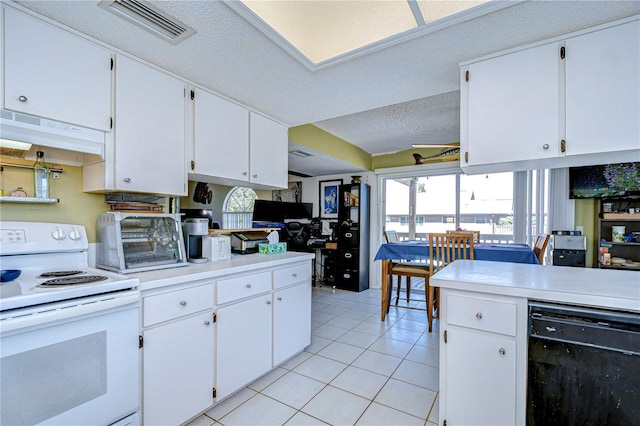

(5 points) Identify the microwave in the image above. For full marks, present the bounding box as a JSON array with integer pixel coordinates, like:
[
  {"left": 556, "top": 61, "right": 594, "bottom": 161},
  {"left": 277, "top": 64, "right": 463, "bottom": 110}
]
[{"left": 96, "top": 212, "right": 188, "bottom": 273}]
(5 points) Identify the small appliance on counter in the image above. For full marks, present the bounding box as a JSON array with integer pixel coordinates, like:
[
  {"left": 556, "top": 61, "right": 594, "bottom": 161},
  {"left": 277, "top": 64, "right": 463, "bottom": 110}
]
[
  {"left": 96, "top": 212, "right": 187, "bottom": 273},
  {"left": 551, "top": 231, "right": 586, "bottom": 267},
  {"left": 203, "top": 235, "right": 232, "bottom": 261},
  {"left": 183, "top": 218, "right": 209, "bottom": 263},
  {"left": 230, "top": 230, "right": 270, "bottom": 254}
]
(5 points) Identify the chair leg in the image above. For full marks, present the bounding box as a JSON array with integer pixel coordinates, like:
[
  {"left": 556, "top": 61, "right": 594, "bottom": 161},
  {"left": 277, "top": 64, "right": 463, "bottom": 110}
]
[
  {"left": 395, "top": 275, "right": 401, "bottom": 305},
  {"left": 433, "top": 287, "right": 440, "bottom": 319},
  {"left": 406, "top": 277, "right": 411, "bottom": 302},
  {"left": 386, "top": 272, "right": 393, "bottom": 314},
  {"left": 427, "top": 283, "right": 434, "bottom": 332}
]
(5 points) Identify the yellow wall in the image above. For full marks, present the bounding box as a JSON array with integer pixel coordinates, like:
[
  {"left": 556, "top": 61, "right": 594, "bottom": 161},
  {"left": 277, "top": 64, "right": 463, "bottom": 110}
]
[
  {"left": 1, "top": 160, "right": 106, "bottom": 241},
  {"left": 574, "top": 198, "right": 599, "bottom": 267}
]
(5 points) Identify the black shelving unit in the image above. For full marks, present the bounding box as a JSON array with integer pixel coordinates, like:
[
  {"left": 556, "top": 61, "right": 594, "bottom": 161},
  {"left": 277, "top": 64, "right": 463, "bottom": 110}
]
[
  {"left": 335, "top": 183, "right": 370, "bottom": 291},
  {"left": 598, "top": 197, "right": 640, "bottom": 270}
]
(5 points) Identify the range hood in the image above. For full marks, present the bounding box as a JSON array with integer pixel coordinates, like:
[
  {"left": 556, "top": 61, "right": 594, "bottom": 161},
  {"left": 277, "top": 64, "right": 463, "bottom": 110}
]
[{"left": 0, "top": 109, "right": 105, "bottom": 166}]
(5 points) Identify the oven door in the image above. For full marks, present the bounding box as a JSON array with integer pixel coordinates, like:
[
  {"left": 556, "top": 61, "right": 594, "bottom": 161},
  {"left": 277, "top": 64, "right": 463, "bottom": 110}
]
[{"left": 1, "top": 292, "right": 140, "bottom": 425}]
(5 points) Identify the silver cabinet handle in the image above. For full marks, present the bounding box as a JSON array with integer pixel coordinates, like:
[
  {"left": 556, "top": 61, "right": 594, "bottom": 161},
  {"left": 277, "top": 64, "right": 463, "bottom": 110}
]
[
  {"left": 242, "top": 171, "right": 248, "bottom": 176},
  {"left": 179, "top": 301, "right": 187, "bottom": 306},
  {"left": 245, "top": 283, "right": 252, "bottom": 288},
  {"left": 266, "top": 300, "right": 271, "bottom": 305},
  {"left": 253, "top": 174, "right": 258, "bottom": 178},
  {"left": 292, "top": 273, "right": 297, "bottom": 277},
  {"left": 204, "top": 320, "right": 211, "bottom": 326},
  {"left": 277, "top": 297, "right": 282, "bottom": 301},
  {"left": 543, "top": 144, "right": 550, "bottom": 150},
  {"left": 476, "top": 312, "right": 482, "bottom": 319},
  {"left": 18, "top": 95, "right": 28, "bottom": 102},
  {"left": 499, "top": 347, "right": 506, "bottom": 356},
  {"left": 124, "top": 177, "right": 131, "bottom": 183}
]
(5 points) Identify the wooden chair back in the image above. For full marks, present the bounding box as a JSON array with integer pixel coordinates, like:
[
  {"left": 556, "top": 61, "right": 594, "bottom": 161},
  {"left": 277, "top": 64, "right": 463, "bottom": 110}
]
[
  {"left": 447, "top": 229, "right": 480, "bottom": 243},
  {"left": 533, "top": 234, "right": 551, "bottom": 264},
  {"left": 430, "top": 232, "right": 476, "bottom": 275}
]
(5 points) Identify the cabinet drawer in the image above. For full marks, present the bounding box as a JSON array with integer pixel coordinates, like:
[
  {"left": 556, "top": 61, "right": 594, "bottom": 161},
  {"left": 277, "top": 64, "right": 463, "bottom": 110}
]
[
  {"left": 273, "top": 262, "right": 311, "bottom": 289},
  {"left": 143, "top": 284, "right": 214, "bottom": 327},
  {"left": 217, "top": 271, "right": 271, "bottom": 304},
  {"left": 446, "top": 293, "right": 517, "bottom": 336}
]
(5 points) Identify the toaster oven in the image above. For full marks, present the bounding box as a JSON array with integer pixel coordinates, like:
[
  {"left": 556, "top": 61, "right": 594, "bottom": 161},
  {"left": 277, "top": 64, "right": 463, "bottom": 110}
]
[{"left": 96, "top": 212, "right": 187, "bottom": 273}]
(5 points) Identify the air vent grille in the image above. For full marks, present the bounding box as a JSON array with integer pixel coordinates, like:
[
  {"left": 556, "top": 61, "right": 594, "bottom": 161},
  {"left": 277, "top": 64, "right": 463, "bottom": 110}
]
[
  {"left": 289, "top": 149, "right": 314, "bottom": 158},
  {"left": 99, "top": 0, "right": 196, "bottom": 44}
]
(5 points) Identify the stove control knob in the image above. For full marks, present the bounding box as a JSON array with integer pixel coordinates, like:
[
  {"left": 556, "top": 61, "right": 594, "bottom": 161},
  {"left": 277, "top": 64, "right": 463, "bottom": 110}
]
[
  {"left": 69, "top": 228, "right": 83, "bottom": 241},
  {"left": 52, "top": 227, "right": 66, "bottom": 241}
]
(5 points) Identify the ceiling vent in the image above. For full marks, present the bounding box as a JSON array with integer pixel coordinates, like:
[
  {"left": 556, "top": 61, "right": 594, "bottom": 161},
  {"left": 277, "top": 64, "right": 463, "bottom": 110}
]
[
  {"left": 288, "top": 149, "right": 314, "bottom": 158},
  {"left": 98, "top": 0, "right": 196, "bottom": 44}
]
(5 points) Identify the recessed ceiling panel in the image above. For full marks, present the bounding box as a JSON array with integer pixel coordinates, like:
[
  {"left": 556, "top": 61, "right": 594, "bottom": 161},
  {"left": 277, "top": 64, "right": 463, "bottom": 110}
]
[
  {"left": 243, "top": 0, "right": 418, "bottom": 63},
  {"left": 417, "top": 0, "right": 488, "bottom": 24}
]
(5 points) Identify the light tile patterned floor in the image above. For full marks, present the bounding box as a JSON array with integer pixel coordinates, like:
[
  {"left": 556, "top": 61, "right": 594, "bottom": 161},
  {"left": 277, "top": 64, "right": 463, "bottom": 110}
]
[{"left": 187, "top": 284, "right": 439, "bottom": 426}]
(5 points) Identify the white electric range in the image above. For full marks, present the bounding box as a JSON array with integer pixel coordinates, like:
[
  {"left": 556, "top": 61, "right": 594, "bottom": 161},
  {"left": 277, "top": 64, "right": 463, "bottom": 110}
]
[{"left": 0, "top": 221, "right": 140, "bottom": 426}]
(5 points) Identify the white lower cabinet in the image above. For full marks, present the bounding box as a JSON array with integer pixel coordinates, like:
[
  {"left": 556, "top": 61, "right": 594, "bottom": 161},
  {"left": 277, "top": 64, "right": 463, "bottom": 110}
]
[
  {"left": 141, "top": 282, "right": 214, "bottom": 426},
  {"left": 439, "top": 289, "right": 527, "bottom": 426},
  {"left": 215, "top": 293, "right": 272, "bottom": 401},
  {"left": 273, "top": 282, "right": 311, "bottom": 366}
]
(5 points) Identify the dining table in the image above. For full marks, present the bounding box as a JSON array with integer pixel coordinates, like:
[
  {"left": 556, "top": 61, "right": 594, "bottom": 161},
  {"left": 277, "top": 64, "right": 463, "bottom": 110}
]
[{"left": 375, "top": 241, "right": 539, "bottom": 321}]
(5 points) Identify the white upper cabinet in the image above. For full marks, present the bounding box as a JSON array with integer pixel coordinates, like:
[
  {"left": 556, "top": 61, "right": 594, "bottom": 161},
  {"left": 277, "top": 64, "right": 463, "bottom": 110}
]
[
  {"left": 84, "top": 55, "right": 187, "bottom": 196},
  {"left": 191, "top": 88, "right": 249, "bottom": 182},
  {"left": 462, "top": 42, "right": 560, "bottom": 168},
  {"left": 249, "top": 112, "right": 288, "bottom": 189},
  {"left": 3, "top": 7, "right": 111, "bottom": 131},
  {"left": 190, "top": 88, "right": 288, "bottom": 190},
  {"left": 460, "top": 16, "right": 640, "bottom": 173},
  {"left": 565, "top": 20, "right": 640, "bottom": 156}
]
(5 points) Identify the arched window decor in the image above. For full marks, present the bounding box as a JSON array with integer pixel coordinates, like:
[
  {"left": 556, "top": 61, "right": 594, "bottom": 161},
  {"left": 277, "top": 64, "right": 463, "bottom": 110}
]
[{"left": 222, "top": 187, "right": 258, "bottom": 229}]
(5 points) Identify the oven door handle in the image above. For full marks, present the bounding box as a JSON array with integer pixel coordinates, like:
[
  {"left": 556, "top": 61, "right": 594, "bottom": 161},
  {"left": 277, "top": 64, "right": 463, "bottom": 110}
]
[{"left": 1, "top": 292, "right": 139, "bottom": 335}]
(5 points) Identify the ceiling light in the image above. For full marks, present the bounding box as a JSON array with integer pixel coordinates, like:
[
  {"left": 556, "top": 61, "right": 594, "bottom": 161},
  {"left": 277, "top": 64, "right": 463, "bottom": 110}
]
[
  {"left": 289, "top": 149, "right": 314, "bottom": 158},
  {"left": 0, "top": 138, "right": 32, "bottom": 158}
]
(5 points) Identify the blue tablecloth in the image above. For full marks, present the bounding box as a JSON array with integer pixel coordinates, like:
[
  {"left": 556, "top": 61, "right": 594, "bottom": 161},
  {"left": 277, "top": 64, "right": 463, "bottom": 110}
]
[{"left": 375, "top": 241, "right": 539, "bottom": 265}]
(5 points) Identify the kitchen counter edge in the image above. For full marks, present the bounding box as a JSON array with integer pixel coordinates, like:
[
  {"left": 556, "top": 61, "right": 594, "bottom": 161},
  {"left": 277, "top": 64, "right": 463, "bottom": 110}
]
[
  {"left": 430, "top": 260, "right": 640, "bottom": 313},
  {"left": 130, "top": 252, "right": 315, "bottom": 291}
]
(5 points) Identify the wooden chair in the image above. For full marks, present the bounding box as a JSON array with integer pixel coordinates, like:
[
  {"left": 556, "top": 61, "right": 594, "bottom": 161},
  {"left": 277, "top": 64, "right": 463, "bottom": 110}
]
[
  {"left": 428, "top": 232, "right": 475, "bottom": 332},
  {"left": 383, "top": 229, "right": 428, "bottom": 308},
  {"left": 447, "top": 229, "right": 481, "bottom": 243},
  {"left": 533, "top": 234, "right": 551, "bottom": 264}
]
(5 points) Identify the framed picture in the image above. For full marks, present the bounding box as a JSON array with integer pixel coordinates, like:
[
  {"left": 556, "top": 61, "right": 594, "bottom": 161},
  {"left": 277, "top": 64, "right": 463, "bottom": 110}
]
[
  {"left": 273, "top": 181, "right": 302, "bottom": 202},
  {"left": 319, "top": 179, "right": 342, "bottom": 218}
]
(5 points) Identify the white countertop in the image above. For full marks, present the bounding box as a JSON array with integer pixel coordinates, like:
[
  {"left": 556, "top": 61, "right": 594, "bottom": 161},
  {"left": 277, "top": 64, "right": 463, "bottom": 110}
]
[
  {"left": 431, "top": 260, "right": 640, "bottom": 313},
  {"left": 129, "top": 252, "right": 315, "bottom": 291}
]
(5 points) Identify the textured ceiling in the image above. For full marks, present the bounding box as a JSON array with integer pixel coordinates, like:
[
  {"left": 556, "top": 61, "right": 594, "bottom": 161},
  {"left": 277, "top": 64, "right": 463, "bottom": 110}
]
[{"left": 13, "top": 1, "right": 640, "bottom": 176}]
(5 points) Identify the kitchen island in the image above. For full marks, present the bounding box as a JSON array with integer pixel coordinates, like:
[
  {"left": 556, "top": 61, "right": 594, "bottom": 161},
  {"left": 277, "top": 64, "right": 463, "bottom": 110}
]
[
  {"left": 430, "top": 260, "right": 639, "bottom": 426},
  {"left": 129, "top": 251, "right": 315, "bottom": 426}
]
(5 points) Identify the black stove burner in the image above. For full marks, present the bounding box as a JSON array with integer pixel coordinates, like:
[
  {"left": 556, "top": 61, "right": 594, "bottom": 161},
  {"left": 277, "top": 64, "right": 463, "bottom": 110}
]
[
  {"left": 39, "top": 275, "right": 109, "bottom": 287},
  {"left": 39, "top": 270, "right": 85, "bottom": 278}
]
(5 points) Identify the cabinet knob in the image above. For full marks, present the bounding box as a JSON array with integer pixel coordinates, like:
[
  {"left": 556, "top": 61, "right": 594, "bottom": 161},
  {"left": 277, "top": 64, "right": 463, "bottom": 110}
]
[
  {"left": 499, "top": 347, "right": 506, "bottom": 356},
  {"left": 242, "top": 171, "right": 248, "bottom": 176},
  {"left": 179, "top": 300, "right": 187, "bottom": 306},
  {"left": 542, "top": 144, "right": 550, "bottom": 150},
  {"left": 203, "top": 320, "right": 211, "bottom": 326},
  {"left": 266, "top": 300, "right": 271, "bottom": 305},
  {"left": 124, "top": 177, "right": 131, "bottom": 183},
  {"left": 277, "top": 297, "right": 282, "bottom": 301},
  {"left": 18, "top": 95, "right": 28, "bottom": 102},
  {"left": 245, "top": 283, "right": 252, "bottom": 288},
  {"left": 476, "top": 312, "right": 483, "bottom": 319},
  {"left": 292, "top": 273, "right": 297, "bottom": 277},
  {"left": 253, "top": 174, "right": 258, "bottom": 178}
]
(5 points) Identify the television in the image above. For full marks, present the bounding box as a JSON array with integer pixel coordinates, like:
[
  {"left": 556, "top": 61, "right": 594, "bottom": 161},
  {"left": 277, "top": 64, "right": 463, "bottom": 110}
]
[
  {"left": 569, "top": 162, "right": 640, "bottom": 199},
  {"left": 252, "top": 200, "right": 313, "bottom": 222}
]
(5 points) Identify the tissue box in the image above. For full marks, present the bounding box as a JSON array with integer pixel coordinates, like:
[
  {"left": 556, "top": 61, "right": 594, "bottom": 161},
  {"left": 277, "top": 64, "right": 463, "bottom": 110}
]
[{"left": 259, "top": 242, "right": 287, "bottom": 254}]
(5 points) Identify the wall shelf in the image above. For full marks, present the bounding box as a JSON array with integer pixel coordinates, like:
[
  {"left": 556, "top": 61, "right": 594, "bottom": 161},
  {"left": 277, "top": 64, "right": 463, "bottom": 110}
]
[{"left": 0, "top": 196, "right": 59, "bottom": 204}]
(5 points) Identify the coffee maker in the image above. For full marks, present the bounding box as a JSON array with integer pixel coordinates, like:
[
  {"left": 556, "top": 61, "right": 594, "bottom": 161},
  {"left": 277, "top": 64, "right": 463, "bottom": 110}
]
[{"left": 183, "top": 218, "right": 209, "bottom": 263}]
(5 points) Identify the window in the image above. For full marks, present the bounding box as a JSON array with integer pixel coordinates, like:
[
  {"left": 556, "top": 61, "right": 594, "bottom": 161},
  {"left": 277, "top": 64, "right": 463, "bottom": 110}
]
[{"left": 222, "top": 187, "right": 258, "bottom": 229}]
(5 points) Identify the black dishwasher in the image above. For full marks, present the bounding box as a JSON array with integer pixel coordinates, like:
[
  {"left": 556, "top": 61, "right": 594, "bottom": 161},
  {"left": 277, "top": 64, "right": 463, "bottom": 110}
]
[{"left": 527, "top": 302, "right": 640, "bottom": 426}]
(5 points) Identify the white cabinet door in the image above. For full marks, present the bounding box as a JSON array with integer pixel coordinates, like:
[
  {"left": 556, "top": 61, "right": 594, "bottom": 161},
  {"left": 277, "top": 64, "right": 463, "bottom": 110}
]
[
  {"left": 114, "top": 56, "right": 186, "bottom": 195},
  {"left": 192, "top": 88, "right": 249, "bottom": 181},
  {"left": 565, "top": 20, "right": 640, "bottom": 156},
  {"left": 216, "top": 294, "right": 272, "bottom": 401},
  {"left": 249, "top": 113, "right": 288, "bottom": 188},
  {"left": 143, "top": 311, "right": 214, "bottom": 426},
  {"left": 462, "top": 42, "right": 560, "bottom": 168},
  {"left": 3, "top": 7, "right": 111, "bottom": 130},
  {"left": 273, "top": 282, "right": 311, "bottom": 366},
  {"left": 445, "top": 326, "right": 516, "bottom": 425}
]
